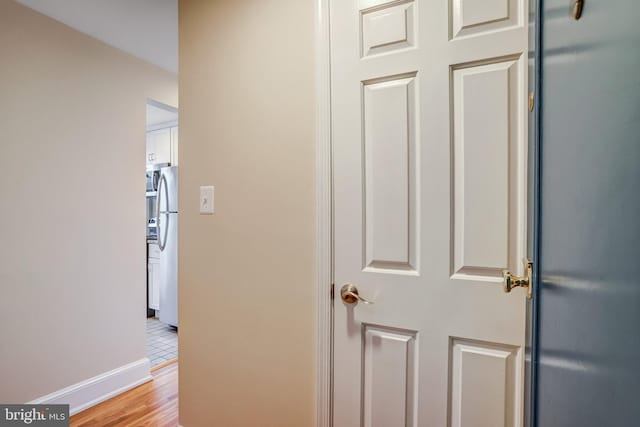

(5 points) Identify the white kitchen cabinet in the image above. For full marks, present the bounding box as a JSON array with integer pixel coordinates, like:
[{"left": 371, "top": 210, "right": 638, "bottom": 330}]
[
  {"left": 148, "top": 243, "right": 160, "bottom": 310},
  {"left": 146, "top": 128, "right": 171, "bottom": 165},
  {"left": 146, "top": 126, "right": 178, "bottom": 166},
  {"left": 170, "top": 126, "right": 178, "bottom": 166}
]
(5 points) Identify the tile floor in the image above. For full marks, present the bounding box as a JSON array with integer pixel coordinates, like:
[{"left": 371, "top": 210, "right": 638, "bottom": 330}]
[{"left": 146, "top": 317, "right": 178, "bottom": 367}]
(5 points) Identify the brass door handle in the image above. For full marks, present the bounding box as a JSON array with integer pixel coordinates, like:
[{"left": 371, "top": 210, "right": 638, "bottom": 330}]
[
  {"left": 572, "top": 0, "right": 584, "bottom": 20},
  {"left": 340, "top": 284, "right": 374, "bottom": 305},
  {"left": 503, "top": 259, "right": 533, "bottom": 299}
]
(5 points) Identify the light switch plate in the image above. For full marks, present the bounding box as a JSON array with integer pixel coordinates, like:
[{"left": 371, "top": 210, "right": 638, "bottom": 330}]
[{"left": 200, "top": 186, "right": 214, "bottom": 214}]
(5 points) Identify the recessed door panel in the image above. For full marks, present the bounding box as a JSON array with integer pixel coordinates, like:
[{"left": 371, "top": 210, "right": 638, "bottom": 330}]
[
  {"left": 361, "top": 1, "right": 416, "bottom": 57},
  {"left": 363, "top": 74, "right": 417, "bottom": 272},
  {"left": 363, "top": 326, "right": 417, "bottom": 427},
  {"left": 450, "top": 338, "right": 520, "bottom": 427},
  {"left": 452, "top": 57, "right": 525, "bottom": 280},
  {"left": 450, "top": 0, "right": 522, "bottom": 39}
]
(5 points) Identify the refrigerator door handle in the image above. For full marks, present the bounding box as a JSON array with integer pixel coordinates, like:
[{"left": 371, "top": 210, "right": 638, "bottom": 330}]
[
  {"left": 156, "top": 173, "right": 169, "bottom": 251},
  {"left": 159, "top": 212, "right": 169, "bottom": 252}
]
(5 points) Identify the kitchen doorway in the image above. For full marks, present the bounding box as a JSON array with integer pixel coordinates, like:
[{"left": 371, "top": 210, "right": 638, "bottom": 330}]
[{"left": 145, "top": 99, "right": 179, "bottom": 368}]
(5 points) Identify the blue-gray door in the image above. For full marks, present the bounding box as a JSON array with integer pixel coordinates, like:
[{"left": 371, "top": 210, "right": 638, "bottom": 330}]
[{"left": 534, "top": 1, "right": 640, "bottom": 426}]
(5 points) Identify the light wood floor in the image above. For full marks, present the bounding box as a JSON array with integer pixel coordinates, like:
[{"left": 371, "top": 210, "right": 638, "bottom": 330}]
[{"left": 70, "top": 360, "right": 178, "bottom": 427}]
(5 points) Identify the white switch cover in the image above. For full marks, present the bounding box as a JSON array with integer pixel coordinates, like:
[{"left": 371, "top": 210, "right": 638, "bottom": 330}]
[{"left": 200, "top": 186, "right": 214, "bottom": 214}]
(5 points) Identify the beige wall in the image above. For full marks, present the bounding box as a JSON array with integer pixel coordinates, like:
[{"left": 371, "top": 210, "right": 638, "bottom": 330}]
[
  {"left": 178, "top": 1, "right": 316, "bottom": 426},
  {"left": 0, "top": 1, "right": 177, "bottom": 402}
]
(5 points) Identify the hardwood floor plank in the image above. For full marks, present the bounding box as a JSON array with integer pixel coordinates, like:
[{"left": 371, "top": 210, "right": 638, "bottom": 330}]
[
  {"left": 70, "top": 361, "right": 178, "bottom": 427},
  {"left": 151, "top": 358, "right": 178, "bottom": 373}
]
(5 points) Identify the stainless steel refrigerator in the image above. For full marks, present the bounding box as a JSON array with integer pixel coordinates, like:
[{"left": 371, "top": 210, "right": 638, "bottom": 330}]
[{"left": 156, "top": 166, "right": 178, "bottom": 327}]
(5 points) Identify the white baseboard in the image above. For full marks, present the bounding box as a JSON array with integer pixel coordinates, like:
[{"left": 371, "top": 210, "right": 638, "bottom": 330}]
[{"left": 29, "top": 358, "right": 152, "bottom": 416}]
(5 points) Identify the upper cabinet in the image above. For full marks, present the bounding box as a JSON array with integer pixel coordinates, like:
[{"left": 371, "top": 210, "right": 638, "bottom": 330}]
[
  {"left": 146, "top": 128, "right": 171, "bottom": 164},
  {"left": 170, "top": 127, "right": 178, "bottom": 166},
  {"left": 146, "top": 126, "right": 178, "bottom": 166}
]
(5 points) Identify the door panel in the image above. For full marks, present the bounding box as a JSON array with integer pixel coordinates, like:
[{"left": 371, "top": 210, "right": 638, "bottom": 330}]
[
  {"left": 535, "top": 1, "right": 640, "bottom": 426},
  {"left": 363, "top": 74, "right": 417, "bottom": 271},
  {"left": 363, "top": 326, "right": 418, "bottom": 427},
  {"left": 451, "top": 0, "right": 521, "bottom": 39},
  {"left": 331, "top": 0, "right": 530, "bottom": 425},
  {"left": 362, "top": 2, "right": 416, "bottom": 57},
  {"left": 450, "top": 338, "right": 520, "bottom": 427},
  {"left": 452, "top": 56, "right": 525, "bottom": 279}
]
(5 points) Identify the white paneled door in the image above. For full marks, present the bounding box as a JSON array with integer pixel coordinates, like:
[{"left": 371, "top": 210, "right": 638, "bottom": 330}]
[{"left": 331, "top": 0, "right": 529, "bottom": 426}]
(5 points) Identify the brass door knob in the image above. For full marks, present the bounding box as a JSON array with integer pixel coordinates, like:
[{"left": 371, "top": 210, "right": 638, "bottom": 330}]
[
  {"left": 503, "top": 259, "right": 533, "bottom": 299},
  {"left": 340, "top": 284, "right": 374, "bottom": 305}
]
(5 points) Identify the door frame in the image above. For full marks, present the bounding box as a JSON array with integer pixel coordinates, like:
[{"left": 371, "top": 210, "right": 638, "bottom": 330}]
[
  {"left": 528, "top": 0, "right": 542, "bottom": 425},
  {"left": 314, "top": 0, "right": 332, "bottom": 426}
]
